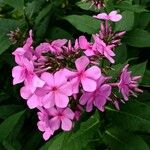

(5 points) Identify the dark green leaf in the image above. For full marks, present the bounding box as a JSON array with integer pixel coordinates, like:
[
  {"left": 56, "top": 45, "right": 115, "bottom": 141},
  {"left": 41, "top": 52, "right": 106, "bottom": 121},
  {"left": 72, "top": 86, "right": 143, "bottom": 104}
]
[
  {"left": 64, "top": 15, "right": 100, "bottom": 34},
  {"left": 124, "top": 29, "right": 150, "bottom": 47},
  {"left": 0, "top": 110, "right": 25, "bottom": 141}
]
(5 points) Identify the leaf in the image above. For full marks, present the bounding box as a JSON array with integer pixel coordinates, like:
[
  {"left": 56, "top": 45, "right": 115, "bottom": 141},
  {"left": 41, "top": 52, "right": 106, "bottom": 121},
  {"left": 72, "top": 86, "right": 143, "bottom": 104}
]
[
  {"left": 0, "top": 105, "right": 24, "bottom": 119},
  {"left": 104, "top": 127, "right": 149, "bottom": 150},
  {"left": 115, "top": 11, "right": 134, "bottom": 31},
  {"left": 106, "top": 100, "right": 150, "bottom": 133},
  {"left": 115, "top": 44, "right": 127, "bottom": 64},
  {"left": 124, "top": 29, "right": 150, "bottom": 47},
  {"left": 115, "top": 2, "right": 147, "bottom": 13},
  {"left": 141, "top": 70, "right": 150, "bottom": 86},
  {"left": 130, "top": 61, "right": 147, "bottom": 82},
  {"left": 40, "top": 113, "right": 100, "bottom": 150},
  {"left": 64, "top": 15, "right": 100, "bottom": 34},
  {"left": 1, "top": 0, "right": 24, "bottom": 12},
  {"left": 76, "top": 2, "right": 99, "bottom": 12},
  {"left": 0, "top": 110, "right": 25, "bottom": 141},
  {"left": 48, "top": 27, "right": 73, "bottom": 40}
]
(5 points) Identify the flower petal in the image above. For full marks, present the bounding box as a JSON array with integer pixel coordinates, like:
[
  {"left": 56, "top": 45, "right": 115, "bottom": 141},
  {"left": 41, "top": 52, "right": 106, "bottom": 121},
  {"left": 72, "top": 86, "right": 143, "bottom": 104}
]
[
  {"left": 75, "top": 56, "right": 89, "bottom": 71},
  {"left": 81, "top": 77, "right": 97, "bottom": 92},
  {"left": 61, "top": 117, "right": 72, "bottom": 131}
]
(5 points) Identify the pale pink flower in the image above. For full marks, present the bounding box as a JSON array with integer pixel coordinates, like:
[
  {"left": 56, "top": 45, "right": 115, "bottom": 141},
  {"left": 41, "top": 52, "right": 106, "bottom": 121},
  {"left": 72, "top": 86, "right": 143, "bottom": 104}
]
[
  {"left": 93, "top": 35, "right": 115, "bottom": 63},
  {"left": 34, "top": 70, "right": 72, "bottom": 109},
  {"left": 49, "top": 39, "right": 67, "bottom": 54},
  {"left": 37, "top": 107, "right": 54, "bottom": 140},
  {"left": 93, "top": 11, "right": 122, "bottom": 22},
  {"left": 118, "top": 64, "right": 143, "bottom": 101},
  {"left": 49, "top": 107, "right": 74, "bottom": 131},
  {"left": 12, "top": 30, "right": 34, "bottom": 64},
  {"left": 80, "top": 76, "right": 111, "bottom": 112},
  {"left": 78, "top": 36, "right": 95, "bottom": 56},
  {"left": 12, "top": 57, "right": 44, "bottom": 87},
  {"left": 64, "top": 56, "right": 101, "bottom": 93}
]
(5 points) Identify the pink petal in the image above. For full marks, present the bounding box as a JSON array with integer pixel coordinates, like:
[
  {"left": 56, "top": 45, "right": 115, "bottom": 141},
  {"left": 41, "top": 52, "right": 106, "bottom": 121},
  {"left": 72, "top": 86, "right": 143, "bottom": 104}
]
[
  {"left": 49, "top": 116, "right": 60, "bottom": 131},
  {"left": 63, "top": 108, "right": 74, "bottom": 120},
  {"left": 43, "top": 128, "right": 53, "bottom": 141},
  {"left": 79, "top": 36, "right": 89, "bottom": 49},
  {"left": 81, "top": 77, "right": 97, "bottom": 92},
  {"left": 70, "top": 77, "right": 80, "bottom": 94},
  {"left": 41, "top": 72, "right": 54, "bottom": 86},
  {"left": 12, "top": 66, "right": 25, "bottom": 85},
  {"left": 43, "top": 92, "right": 55, "bottom": 108},
  {"left": 55, "top": 93, "right": 69, "bottom": 108},
  {"left": 85, "top": 66, "right": 101, "bottom": 80},
  {"left": 54, "top": 70, "right": 67, "bottom": 86},
  {"left": 75, "top": 56, "right": 89, "bottom": 71},
  {"left": 86, "top": 100, "right": 94, "bottom": 112},
  {"left": 80, "top": 92, "right": 92, "bottom": 105},
  {"left": 61, "top": 117, "right": 72, "bottom": 131},
  {"left": 109, "top": 11, "right": 122, "bottom": 22},
  {"left": 93, "top": 13, "right": 108, "bottom": 20},
  {"left": 84, "top": 49, "right": 95, "bottom": 56},
  {"left": 32, "top": 75, "right": 45, "bottom": 88},
  {"left": 20, "top": 86, "right": 32, "bottom": 99},
  {"left": 59, "top": 82, "right": 72, "bottom": 96},
  {"left": 27, "top": 94, "right": 40, "bottom": 109},
  {"left": 51, "top": 39, "right": 67, "bottom": 47},
  {"left": 48, "top": 107, "right": 58, "bottom": 116}
]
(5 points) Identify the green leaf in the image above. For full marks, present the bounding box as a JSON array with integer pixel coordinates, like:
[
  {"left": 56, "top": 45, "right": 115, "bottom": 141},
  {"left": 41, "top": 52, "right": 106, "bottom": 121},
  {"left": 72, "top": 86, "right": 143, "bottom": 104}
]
[
  {"left": 115, "top": 44, "right": 127, "bottom": 64},
  {"left": 48, "top": 27, "right": 73, "bottom": 40},
  {"left": 76, "top": 2, "right": 99, "bottom": 12},
  {"left": 115, "top": 11, "right": 134, "bottom": 31},
  {"left": 1, "top": 0, "right": 24, "bottom": 12},
  {"left": 104, "top": 127, "right": 149, "bottom": 150},
  {"left": 0, "top": 105, "right": 24, "bottom": 119},
  {"left": 130, "top": 61, "right": 147, "bottom": 82},
  {"left": 40, "top": 113, "right": 100, "bottom": 150},
  {"left": 64, "top": 15, "right": 100, "bottom": 34},
  {"left": 106, "top": 100, "right": 150, "bottom": 133},
  {"left": 141, "top": 70, "right": 150, "bottom": 86},
  {"left": 124, "top": 29, "right": 150, "bottom": 47},
  {"left": 0, "top": 110, "right": 25, "bottom": 141},
  {"left": 115, "top": 2, "right": 147, "bottom": 13}
]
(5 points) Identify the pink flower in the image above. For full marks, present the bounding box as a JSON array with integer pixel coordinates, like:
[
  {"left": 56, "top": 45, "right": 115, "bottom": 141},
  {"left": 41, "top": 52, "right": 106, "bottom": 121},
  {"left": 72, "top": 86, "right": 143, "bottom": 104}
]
[
  {"left": 34, "top": 70, "right": 72, "bottom": 109},
  {"left": 93, "top": 35, "right": 115, "bottom": 63},
  {"left": 49, "top": 39, "right": 67, "bottom": 54},
  {"left": 78, "top": 36, "right": 95, "bottom": 56},
  {"left": 118, "top": 64, "right": 143, "bottom": 101},
  {"left": 37, "top": 108, "right": 54, "bottom": 140},
  {"left": 12, "top": 30, "right": 34, "bottom": 64},
  {"left": 12, "top": 58, "right": 44, "bottom": 88},
  {"left": 93, "top": 11, "right": 122, "bottom": 22},
  {"left": 65, "top": 56, "right": 101, "bottom": 93},
  {"left": 80, "top": 76, "right": 111, "bottom": 112},
  {"left": 49, "top": 107, "right": 74, "bottom": 131}
]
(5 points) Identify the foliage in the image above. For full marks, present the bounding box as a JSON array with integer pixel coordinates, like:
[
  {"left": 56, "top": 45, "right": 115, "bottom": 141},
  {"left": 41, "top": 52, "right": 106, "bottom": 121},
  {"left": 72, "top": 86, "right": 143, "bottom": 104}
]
[{"left": 0, "top": 0, "right": 150, "bottom": 150}]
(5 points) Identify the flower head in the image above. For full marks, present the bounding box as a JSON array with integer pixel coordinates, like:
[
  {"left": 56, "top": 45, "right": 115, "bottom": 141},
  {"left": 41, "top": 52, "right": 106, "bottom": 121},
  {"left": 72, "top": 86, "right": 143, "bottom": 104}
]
[
  {"left": 80, "top": 76, "right": 111, "bottom": 112},
  {"left": 118, "top": 64, "right": 142, "bottom": 101}
]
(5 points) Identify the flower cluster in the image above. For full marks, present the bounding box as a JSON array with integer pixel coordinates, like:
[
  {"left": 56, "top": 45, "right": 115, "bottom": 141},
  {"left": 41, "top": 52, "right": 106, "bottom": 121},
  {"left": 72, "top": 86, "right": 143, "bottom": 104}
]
[{"left": 12, "top": 11, "right": 142, "bottom": 140}]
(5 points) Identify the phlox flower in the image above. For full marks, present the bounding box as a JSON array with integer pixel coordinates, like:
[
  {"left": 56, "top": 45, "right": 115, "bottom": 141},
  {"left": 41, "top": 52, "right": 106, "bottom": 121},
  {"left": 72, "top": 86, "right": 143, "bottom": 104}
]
[
  {"left": 12, "top": 30, "right": 34, "bottom": 64},
  {"left": 93, "top": 35, "right": 115, "bottom": 63},
  {"left": 32, "top": 70, "right": 72, "bottom": 109},
  {"left": 37, "top": 107, "right": 54, "bottom": 141},
  {"left": 64, "top": 56, "right": 101, "bottom": 93},
  {"left": 49, "top": 107, "right": 74, "bottom": 131},
  {"left": 80, "top": 76, "right": 111, "bottom": 112},
  {"left": 93, "top": 11, "right": 122, "bottom": 22},
  {"left": 78, "top": 36, "right": 95, "bottom": 56},
  {"left": 118, "top": 64, "right": 142, "bottom": 101}
]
